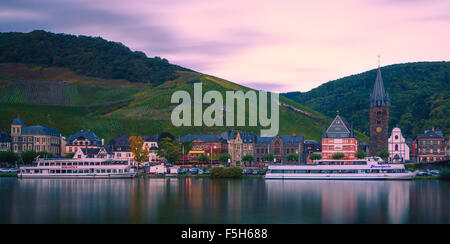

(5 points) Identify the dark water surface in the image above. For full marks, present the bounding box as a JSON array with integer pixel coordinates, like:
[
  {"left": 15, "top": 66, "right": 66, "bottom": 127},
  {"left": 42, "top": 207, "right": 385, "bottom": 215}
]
[{"left": 0, "top": 178, "right": 448, "bottom": 224}]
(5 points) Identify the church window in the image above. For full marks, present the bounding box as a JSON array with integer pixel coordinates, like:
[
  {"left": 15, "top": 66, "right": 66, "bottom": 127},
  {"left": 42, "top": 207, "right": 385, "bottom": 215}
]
[
  {"left": 377, "top": 120, "right": 381, "bottom": 125},
  {"left": 395, "top": 145, "right": 398, "bottom": 151},
  {"left": 395, "top": 135, "right": 398, "bottom": 140}
]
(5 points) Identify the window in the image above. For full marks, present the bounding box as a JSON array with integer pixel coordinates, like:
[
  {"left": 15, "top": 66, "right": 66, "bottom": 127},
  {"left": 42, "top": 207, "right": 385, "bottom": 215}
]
[{"left": 395, "top": 144, "right": 398, "bottom": 151}]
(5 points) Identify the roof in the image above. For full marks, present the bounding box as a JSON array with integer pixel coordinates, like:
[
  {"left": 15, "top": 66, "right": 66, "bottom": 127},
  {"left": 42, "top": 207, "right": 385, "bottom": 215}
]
[
  {"left": 256, "top": 136, "right": 273, "bottom": 144},
  {"left": 12, "top": 117, "right": 24, "bottom": 125},
  {"left": 280, "top": 135, "right": 304, "bottom": 144},
  {"left": 142, "top": 135, "right": 159, "bottom": 142},
  {"left": 21, "top": 125, "right": 60, "bottom": 137},
  {"left": 80, "top": 148, "right": 102, "bottom": 155},
  {"left": 323, "top": 115, "right": 354, "bottom": 139},
  {"left": 176, "top": 134, "right": 226, "bottom": 143},
  {"left": 369, "top": 68, "right": 391, "bottom": 107},
  {"left": 417, "top": 130, "right": 444, "bottom": 139},
  {"left": 0, "top": 137, "right": 10, "bottom": 143},
  {"left": 67, "top": 130, "right": 102, "bottom": 145},
  {"left": 109, "top": 135, "right": 131, "bottom": 147},
  {"left": 0, "top": 130, "right": 10, "bottom": 138},
  {"left": 222, "top": 130, "right": 256, "bottom": 143},
  {"left": 304, "top": 140, "right": 320, "bottom": 144},
  {"left": 255, "top": 135, "right": 304, "bottom": 144}
]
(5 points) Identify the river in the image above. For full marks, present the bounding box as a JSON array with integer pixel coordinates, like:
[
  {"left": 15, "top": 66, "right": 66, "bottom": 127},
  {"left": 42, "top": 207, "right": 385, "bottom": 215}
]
[{"left": 0, "top": 178, "right": 448, "bottom": 224}]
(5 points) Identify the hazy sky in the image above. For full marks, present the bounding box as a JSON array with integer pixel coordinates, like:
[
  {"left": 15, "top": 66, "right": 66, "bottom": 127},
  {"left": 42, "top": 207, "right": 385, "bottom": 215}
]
[{"left": 1, "top": 0, "right": 449, "bottom": 92}]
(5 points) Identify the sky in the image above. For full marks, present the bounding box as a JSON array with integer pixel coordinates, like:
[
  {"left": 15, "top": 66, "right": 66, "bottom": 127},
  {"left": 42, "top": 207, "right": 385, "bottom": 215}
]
[{"left": 0, "top": 0, "right": 449, "bottom": 92}]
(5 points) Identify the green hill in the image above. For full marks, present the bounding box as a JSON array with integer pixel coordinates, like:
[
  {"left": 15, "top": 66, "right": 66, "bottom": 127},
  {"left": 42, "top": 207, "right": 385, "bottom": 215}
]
[
  {"left": 282, "top": 62, "right": 450, "bottom": 138},
  {"left": 0, "top": 31, "right": 358, "bottom": 143},
  {"left": 0, "top": 30, "right": 184, "bottom": 85}
]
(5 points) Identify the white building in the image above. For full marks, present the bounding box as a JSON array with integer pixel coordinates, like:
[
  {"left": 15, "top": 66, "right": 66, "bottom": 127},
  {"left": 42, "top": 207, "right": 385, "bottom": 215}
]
[{"left": 388, "top": 127, "right": 410, "bottom": 163}]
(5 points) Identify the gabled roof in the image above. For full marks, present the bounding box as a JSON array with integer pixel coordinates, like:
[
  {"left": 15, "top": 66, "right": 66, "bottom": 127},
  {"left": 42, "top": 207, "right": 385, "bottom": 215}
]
[
  {"left": 323, "top": 115, "right": 354, "bottom": 138},
  {"left": 67, "top": 130, "right": 102, "bottom": 145},
  {"left": 370, "top": 68, "right": 391, "bottom": 107}
]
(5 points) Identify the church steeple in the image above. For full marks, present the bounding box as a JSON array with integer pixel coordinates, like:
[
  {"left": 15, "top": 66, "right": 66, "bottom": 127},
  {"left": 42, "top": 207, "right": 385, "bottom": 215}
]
[{"left": 369, "top": 68, "right": 390, "bottom": 107}]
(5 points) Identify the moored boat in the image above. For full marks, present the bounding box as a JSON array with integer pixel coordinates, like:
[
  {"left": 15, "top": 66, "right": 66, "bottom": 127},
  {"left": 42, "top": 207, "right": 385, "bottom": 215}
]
[
  {"left": 18, "top": 158, "right": 136, "bottom": 179},
  {"left": 264, "top": 157, "right": 414, "bottom": 180}
]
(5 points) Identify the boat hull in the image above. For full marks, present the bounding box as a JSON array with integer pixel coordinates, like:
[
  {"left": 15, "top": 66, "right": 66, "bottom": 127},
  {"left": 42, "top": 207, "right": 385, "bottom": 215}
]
[
  {"left": 18, "top": 173, "right": 136, "bottom": 179},
  {"left": 264, "top": 173, "right": 415, "bottom": 181}
]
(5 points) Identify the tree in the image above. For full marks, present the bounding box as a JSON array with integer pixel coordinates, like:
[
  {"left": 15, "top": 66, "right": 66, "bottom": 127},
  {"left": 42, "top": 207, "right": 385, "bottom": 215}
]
[
  {"left": 129, "top": 136, "right": 149, "bottom": 169},
  {"left": 159, "top": 132, "right": 175, "bottom": 142},
  {"left": 356, "top": 150, "right": 367, "bottom": 159},
  {"left": 332, "top": 153, "right": 345, "bottom": 160},
  {"left": 286, "top": 153, "right": 299, "bottom": 162},
  {"left": 64, "top": 152, "right": 75, "bottom": 158},
  {"left": 378, "top": 150, "right": 390, "bottom": 162},
  {"left": 263, "top": 153, "right": 274, "bottom": 162},
  {"left": 0, "top": 151, "right": 19, "bottom": 165},
  {"left": 242, "top": 154, "right": 255, "bottom": 167},
  {"left": 37, "top": 151, "right": 53, "bottom": 159},
  {"left": 197, "top": 154, "right": 209, "bottom": 164},
  {"left": 157, "top": 137, "right": 181, "bottom": 164},
  {"left": 218, "top": 153, "right": 231, "bottom": 164},
  {"left": 309, "top": 153, "right": 322, "bottom": 161},
  {"left": 21, "top": 151, "right": 37, "bottom": 165}
]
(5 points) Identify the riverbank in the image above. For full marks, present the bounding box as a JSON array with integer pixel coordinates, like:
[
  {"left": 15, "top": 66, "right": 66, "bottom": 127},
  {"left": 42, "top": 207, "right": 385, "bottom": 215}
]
[
  {"left": 0, "top": 173, "right": 17, "bottom": 178},
  {"left": 143, "top": 174, "right": 264, "bottom": 179}
]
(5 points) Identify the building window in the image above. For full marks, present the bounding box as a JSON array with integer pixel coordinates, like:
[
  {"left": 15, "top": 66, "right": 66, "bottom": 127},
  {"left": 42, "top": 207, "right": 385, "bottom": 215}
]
[{"left": 395, "top": 145, "right": 398, "bottom": 151}]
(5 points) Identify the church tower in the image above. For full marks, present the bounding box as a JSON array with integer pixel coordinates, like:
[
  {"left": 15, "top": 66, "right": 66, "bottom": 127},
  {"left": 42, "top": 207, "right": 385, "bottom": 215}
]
[{"left": 369, "top": 67, "right": 390, "bottom": 156}]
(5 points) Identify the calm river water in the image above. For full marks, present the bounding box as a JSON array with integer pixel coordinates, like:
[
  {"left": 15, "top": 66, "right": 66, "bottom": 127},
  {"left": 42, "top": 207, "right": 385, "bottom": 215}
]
[{"left": 0, "top": 178, "right": 448, "bottom": 224}]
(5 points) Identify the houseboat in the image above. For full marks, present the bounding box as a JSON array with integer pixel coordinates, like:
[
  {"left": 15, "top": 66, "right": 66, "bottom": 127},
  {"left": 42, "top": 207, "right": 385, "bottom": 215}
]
[
  {"left": 18, "top": 158, "right": 136, "bottom": 179},
  {"left": 265, "top": 157, "right": 414, "bottom": 180}
]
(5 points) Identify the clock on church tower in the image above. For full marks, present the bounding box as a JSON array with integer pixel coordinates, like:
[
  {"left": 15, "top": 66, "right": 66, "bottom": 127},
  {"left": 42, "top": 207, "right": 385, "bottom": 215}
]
[{"left": 369, "top": 67, "right": 390, "bottom": 156}]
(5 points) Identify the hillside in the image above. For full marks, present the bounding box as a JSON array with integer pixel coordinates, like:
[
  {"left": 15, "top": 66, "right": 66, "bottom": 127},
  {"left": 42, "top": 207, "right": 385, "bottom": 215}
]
[
  {"left": 282, "top": 62, "right": 450, "bottom": 138},
  {"left": 0, "top": 31, "right": 362, "bottom": 143},
  {"left": 0, "top": 30, "right": 184, "bottom": 85},
  {"left": 0, "top": 63, "right": 349, "bottom": 142}
]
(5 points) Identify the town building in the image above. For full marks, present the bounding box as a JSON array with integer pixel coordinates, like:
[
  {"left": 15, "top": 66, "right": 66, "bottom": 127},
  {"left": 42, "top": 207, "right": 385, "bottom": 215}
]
[
  {"left": 10, "top": 118, "right": 61, "bottom": 155},
  {"left": 109, "top": 135, "right": 134, "bottom": 165},
  {"left": 254, "top": 135, "right": 304, "bottom": 164},
  {"left": 65, "top": 130, "right": 104, "bottom": 154},
  {"left": 142, "top": 135, "right": 160, "bottom": 163},
  {"left": 321, "top": 115, "right": 358, "bottom": 160},
  {"left": 388, "top": 127, "right": 410, "bottom": 163},
  {"left": 109, "top": 135, "right": 161, "bottom": 166},
  {"left": 221, "top": 131, "right": 256, "bottom": 166},
  {"left": 369, "top": 67, "right": 391, "bottom": 156},
  {"left": 176, "top": 134, "right": 228, "bottom": 162},
  {"left": 304, "top": 140, "right": 322, "bottom": 163},
  {"left": 73, "top": 147, "right": 112, "bottom": 159},
  {"left": 412, "top": 128, "right": 446, "bottom": 162},
  {"left": 0, "top": 130, "right": 11, "bottom": 152}
]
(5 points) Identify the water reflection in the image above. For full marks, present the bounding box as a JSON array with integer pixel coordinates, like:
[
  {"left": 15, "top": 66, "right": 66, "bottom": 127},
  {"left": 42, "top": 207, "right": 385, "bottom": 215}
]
[{"left": 0, "top": 178, "right": 448, "bottom": 224}]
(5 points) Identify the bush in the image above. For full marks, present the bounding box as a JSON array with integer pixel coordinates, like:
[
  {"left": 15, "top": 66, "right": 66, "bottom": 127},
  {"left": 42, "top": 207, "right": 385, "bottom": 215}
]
[
  {"left": 439, "top": 168, "right": 450, "bottom": 181},
  {"left": 210, "top": 167, "right": 243, "bottom": 179}
]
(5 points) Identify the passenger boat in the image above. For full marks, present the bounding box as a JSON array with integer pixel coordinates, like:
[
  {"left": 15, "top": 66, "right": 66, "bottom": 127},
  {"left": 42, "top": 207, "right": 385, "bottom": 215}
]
[
  {"left": 18, "top": 158, "right": 136, "bottom": 179},
  {"left": 264, "top": 157, "right": 414, "bottom": 180}
]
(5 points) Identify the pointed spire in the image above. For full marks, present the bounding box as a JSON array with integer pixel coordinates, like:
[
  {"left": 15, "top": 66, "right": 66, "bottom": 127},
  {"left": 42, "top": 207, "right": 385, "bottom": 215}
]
[{"left": 370, "top": 67, "right": 391, "bottom": 107}]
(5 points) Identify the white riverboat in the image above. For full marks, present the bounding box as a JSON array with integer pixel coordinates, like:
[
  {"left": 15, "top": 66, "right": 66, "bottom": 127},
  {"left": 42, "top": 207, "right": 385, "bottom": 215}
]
[
  {"left": 18, "top": 158, "right": 136, "bottom": 179},
  {"left": 265, "top": 157, "right": 414, "bottom": 180}
]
